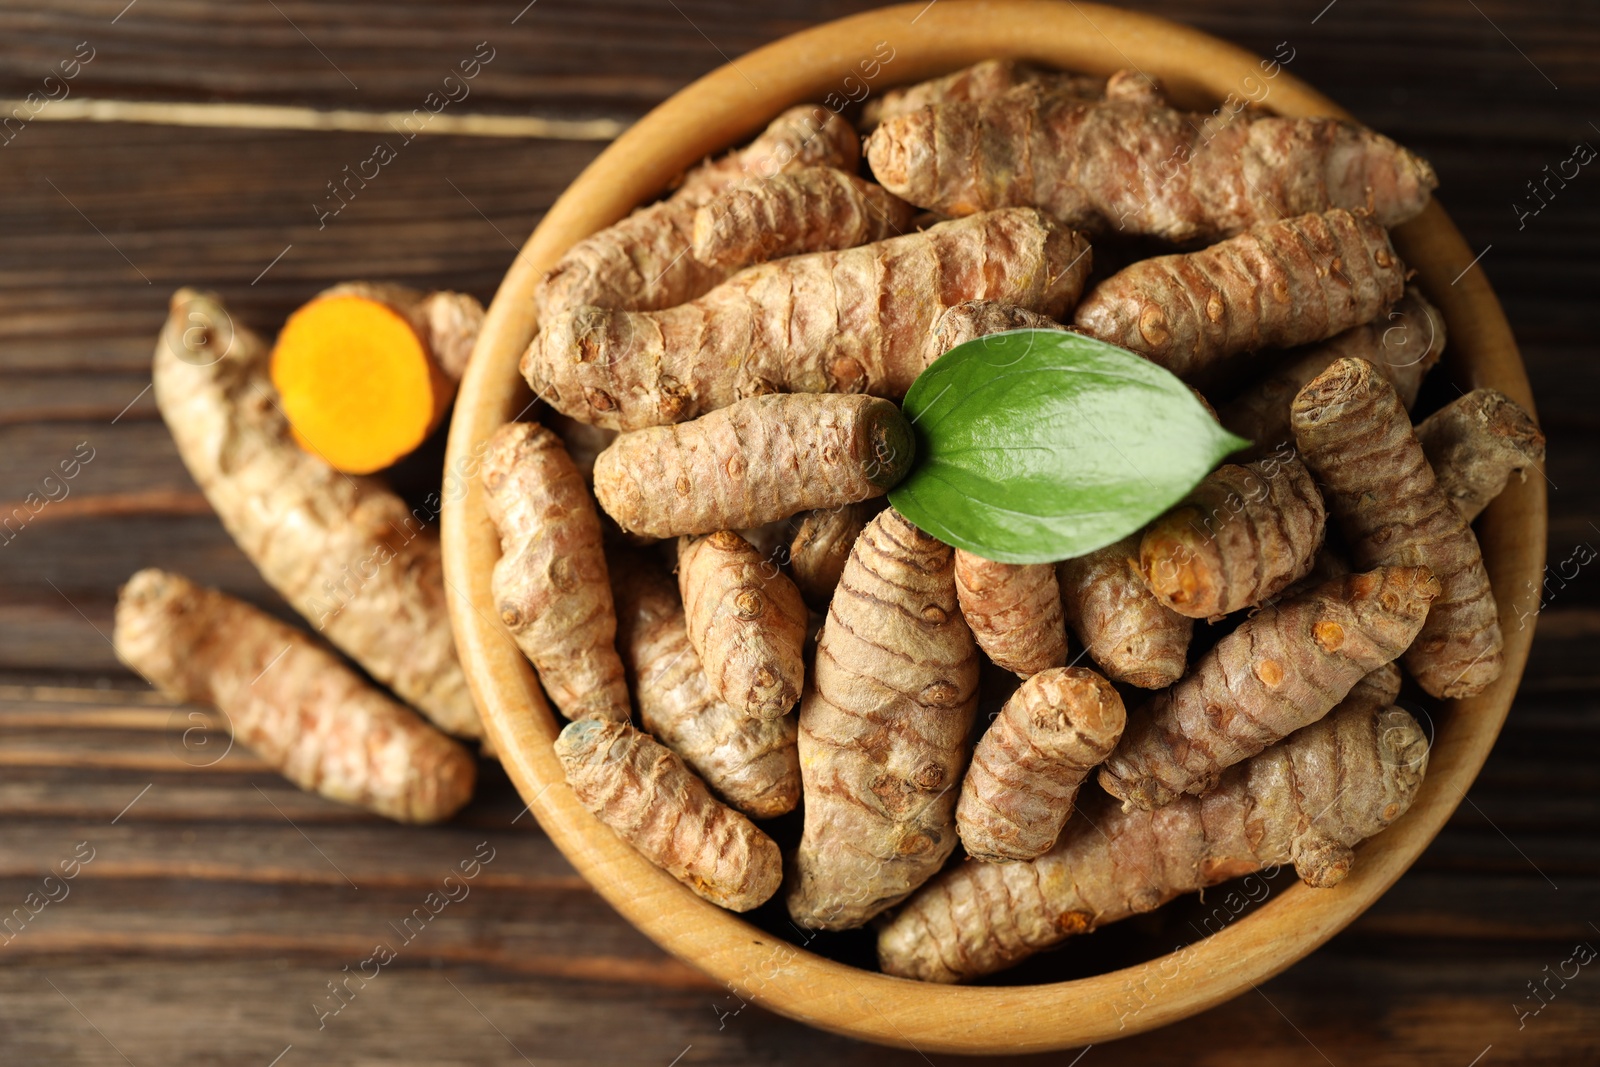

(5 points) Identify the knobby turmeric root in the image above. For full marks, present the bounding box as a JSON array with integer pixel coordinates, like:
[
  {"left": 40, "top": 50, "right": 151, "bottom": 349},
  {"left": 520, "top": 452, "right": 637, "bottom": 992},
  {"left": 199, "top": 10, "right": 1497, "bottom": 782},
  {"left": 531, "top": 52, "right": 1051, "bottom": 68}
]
[
  {"left": 481, "top": 422, "right": 630, "bottom": 723},
  {"left": 115, "top": 569, "right": 475, "bottom": 824},
  {"left": 1292, "top": 358, "right": 1504, "bottom": 698},
  {"left": 555, "top": 718, "right": 782, "bottom": 911},
  {"left": 534, "top": 106, "right": 859, "bottom": 320},
  {"left": 954, "top": 552, "right": 1068, "bottom": 678},
  {"left": 691, "top": 167, "right": 915, "bottom": 270},
  {"left": 592, "top": 393, "right": 915, "bottom": 539},
  {"left": 611, "top": 558, "right": 799, "bottom": 818},
  {"left": 921, "top": 299, "right": 1067, "bottom": 367},
  {"left": 879, "top": 689, "right": 1428, "bottom": 982},
  {"left": 1099, "top": 565, "right": 1438, "bottom": 809},
  {"left": 955, "top": 666, "right": 1125, "bottom": 862},
  {"left": 270, "top": 282, "right": 484, "bottom": 475},
  {"left": 1138, "top": 456, "right": 1327, "bottom": 619},
  {"left": 1057, "top": 535, "right": 1192, "bottom": 688},
  {"left": 1415, "top": 388, "right": 1546, "bottom": 523},
  {"left": 676, "top": 105, "right": 862, "bottom": 202},
  {"left": 865, "top": 73, "right": 1435, "bottom": 241},
  {"left": 787, "top": 502, "right": 876, "bottom": 608},
  {"left": 1221, "top": 286, "right": 1445, "bottom": 457},
  {"left": 788, "top": 508, "right": 980, "bottom": 930},
  {"left": 678, "top": 530, "right": 808, "bottom": 721},
  {"left": 153, "top": 290, "right": 480, "bottom": 739},
  {"left": 860, "top": 58, "right": 1104, "bottom": 129},
  {"left": 523, "top": 208, "right": 1093, "bottom": 430},
  {"left": 1073, "top": 208, "right": 1406, "bottom": 378}
]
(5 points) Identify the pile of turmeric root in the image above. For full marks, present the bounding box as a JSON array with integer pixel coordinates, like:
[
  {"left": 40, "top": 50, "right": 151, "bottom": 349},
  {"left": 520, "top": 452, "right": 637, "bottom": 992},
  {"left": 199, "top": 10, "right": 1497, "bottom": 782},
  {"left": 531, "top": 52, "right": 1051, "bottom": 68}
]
[
  {"left": 115, "top": 284, "right": 490, "bottom": 823},
  {"left": 500, "top": 60, "right": 1544, "bottom": 982},
  {"left": 115, "top": 58, "right": 1545, "bottom": 985}
]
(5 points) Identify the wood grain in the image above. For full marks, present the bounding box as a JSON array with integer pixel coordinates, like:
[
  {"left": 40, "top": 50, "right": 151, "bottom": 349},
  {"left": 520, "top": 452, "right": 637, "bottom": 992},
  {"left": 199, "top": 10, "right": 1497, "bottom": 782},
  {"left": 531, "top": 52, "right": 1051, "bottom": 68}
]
[{"left": 1, "top": 0, "right": 1596, "bottom": 1062}]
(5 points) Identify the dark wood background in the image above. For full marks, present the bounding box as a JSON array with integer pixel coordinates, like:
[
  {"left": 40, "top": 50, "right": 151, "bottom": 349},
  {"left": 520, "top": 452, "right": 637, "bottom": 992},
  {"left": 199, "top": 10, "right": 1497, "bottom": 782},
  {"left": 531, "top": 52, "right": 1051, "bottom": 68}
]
[{"left": 2, "top": 1, "right": 1596, "bottom": 1063}]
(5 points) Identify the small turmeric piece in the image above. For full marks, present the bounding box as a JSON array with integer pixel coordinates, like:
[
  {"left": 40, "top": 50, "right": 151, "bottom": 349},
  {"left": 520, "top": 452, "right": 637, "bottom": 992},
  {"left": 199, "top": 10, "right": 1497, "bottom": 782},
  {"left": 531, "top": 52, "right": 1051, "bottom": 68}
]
[
  {"left": 787, "top": 502, "right": 876, "bottom": 608},
  {"left": 1292, "top": 358, "right": 1505, "bottom": 698},
  {"left": 954, "top": 552, "right": 1068, "bottom": 677},
  {"left": 788, "top": 508, "right": 980, "bottom": 930},
  {"left": 481, "top": 422, "right": 630, "bottom": 723},
  {"left": 865, "top": 73, "right": 1436, "bottom": 240},
  {"left": 1221, "top": 286, "right": 1446, "bottom": 457},
  {"left": 535, "top": 106, "right": 859, "bottom": 320},
  {"left": 1056, "top": 535, "right": 1191, "bottom": 689},
  {"left": 611, "top": 558, "right": 799, "bottom": 818},
  {"left": 879, "top": 691, "right": 1429, "bottom": 982},
  {"left": 1073, "top": 208, "right": 1406, "bottom": 378},
  {"left": 955, "top": 666, "right": 1125, "bottom": 862},
  {"left": 861, "top": 59, "right": 1104, "bottom": 129},
  {"left": 591, "top": 393, "right": 915, "bottom": 539},
  {"left": 1415, "top": 389, "right": 1546, "bottom": 523},
  {"left": 115, "top": 569, "right": 474, "bottom": 824},
  {"left": 691, "top": 167, "right": 914, "bottom": 270},
  {"left": 1099, "top": 565, "right": 1439, "bottom": 810},
  {"left": 1138, "top": 456, "right": 1327, "bottom": 619},
  {"left": 270, "top": 284, "right": 483, "bottom": 474},
  {"left": 555, "top": 718, "right": 782, "bottom": 911},
  {"left": 154, "top": 290, "right": 480, "bottom": 739},
  {"left": 523, "top": 208, "right": 1093, "bottom": 430},
  {"left": 678, "top": 530, "right": 808, "bottom": 721}
]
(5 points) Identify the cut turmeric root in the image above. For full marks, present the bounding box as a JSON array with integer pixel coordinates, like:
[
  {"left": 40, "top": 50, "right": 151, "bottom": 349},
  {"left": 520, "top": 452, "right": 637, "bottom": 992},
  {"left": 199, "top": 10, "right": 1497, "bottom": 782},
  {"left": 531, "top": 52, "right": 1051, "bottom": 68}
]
[
  {"left": 271, "top": 284, "right": 483, "bottom": 474},
  {"left": 154, "top": 289, "right": 480, "bottom": 739}
]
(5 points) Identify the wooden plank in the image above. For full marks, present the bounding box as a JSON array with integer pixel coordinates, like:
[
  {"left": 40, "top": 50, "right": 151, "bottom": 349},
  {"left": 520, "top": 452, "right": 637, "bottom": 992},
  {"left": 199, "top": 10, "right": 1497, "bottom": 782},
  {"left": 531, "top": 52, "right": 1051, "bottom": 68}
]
[
  {"left": 0, "top": 124, "right": 603, "bottom": 374},
  {"left": 0, "top": 877, "right": 707, "bottom": 989},
  {"left": 1, "top": 0, "right": 1595, "bottom": 134},
  {"left": 2, "top": 950, "right": 1595, "bottom": 1066}
]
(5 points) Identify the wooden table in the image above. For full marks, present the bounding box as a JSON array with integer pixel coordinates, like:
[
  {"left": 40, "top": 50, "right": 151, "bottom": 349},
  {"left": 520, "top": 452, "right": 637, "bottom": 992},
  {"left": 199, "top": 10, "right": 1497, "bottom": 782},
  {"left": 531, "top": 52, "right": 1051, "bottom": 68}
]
[{"left": 2, "top": 2, "right": 1595, "bottom": 1063}]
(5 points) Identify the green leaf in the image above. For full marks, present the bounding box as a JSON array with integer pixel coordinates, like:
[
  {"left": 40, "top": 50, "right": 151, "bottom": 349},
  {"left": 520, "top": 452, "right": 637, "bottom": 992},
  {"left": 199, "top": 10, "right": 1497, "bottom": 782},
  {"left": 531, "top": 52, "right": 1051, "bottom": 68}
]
[{"left": 888, "top": 329, "right": 1250, "bottom": 565}]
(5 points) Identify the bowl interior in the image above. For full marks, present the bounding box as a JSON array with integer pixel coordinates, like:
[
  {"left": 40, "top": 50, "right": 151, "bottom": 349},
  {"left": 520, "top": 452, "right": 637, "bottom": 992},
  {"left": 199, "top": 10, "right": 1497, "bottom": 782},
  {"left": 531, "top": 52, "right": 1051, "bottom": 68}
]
[{"left": 441, "top": 1, "right": 1546, "bottom": 1053}]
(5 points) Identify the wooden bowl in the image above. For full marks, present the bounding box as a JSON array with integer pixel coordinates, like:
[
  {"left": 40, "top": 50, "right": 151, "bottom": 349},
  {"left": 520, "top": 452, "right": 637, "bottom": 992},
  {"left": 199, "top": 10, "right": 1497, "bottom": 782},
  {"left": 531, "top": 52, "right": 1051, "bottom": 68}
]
[{"left": 441, "top": 1, "right": 1545, "bottom": 1052}]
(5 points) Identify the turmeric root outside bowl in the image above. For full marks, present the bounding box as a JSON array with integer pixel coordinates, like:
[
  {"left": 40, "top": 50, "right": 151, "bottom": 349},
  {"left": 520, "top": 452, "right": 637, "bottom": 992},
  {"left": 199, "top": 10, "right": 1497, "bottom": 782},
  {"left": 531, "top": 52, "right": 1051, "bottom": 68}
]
[{"left": 442, "top": 1, "right": 1545, "bottom": 1053}]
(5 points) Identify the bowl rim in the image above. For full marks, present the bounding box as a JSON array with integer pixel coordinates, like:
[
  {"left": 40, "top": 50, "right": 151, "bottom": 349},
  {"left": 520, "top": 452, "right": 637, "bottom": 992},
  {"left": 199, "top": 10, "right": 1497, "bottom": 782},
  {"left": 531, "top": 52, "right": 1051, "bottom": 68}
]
[{"left": 441, "top": 0, "right": 1547, "bottom": 1053}]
